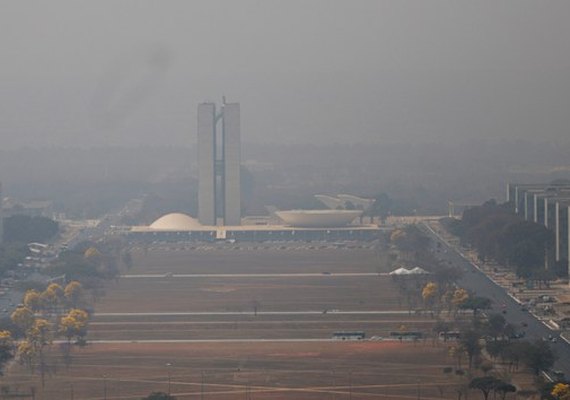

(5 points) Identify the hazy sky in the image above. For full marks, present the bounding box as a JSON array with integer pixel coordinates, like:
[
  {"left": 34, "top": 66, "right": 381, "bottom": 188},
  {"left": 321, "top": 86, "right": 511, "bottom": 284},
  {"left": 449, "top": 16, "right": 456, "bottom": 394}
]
[{"left": 1, "top": 1, "right": 569, "bottom": 148}]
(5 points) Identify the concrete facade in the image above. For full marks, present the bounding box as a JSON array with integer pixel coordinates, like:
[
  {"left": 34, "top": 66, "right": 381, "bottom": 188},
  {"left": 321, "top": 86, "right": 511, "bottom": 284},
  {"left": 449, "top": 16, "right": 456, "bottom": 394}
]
[
  {"left": 197, "top": 103, "right": 217, "bottom": 225},
  {"left": 222, "top": 103, "right": 241, "bottom": 226},
  {"left": 0, "top": 182, "right": 3, "bottom": 244},
  {"left": 197, "top": 100, "right": 241, "bottom": 226},
  {"left": 507, "top": 183, "right": 570, "bottom": 282}
]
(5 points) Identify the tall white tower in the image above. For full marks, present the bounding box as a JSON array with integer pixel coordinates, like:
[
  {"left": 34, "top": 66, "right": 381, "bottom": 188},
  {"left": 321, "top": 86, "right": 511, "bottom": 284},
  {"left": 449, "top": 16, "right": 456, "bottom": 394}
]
[
  {"left": 0, "top": 182, "right": 4, "bottom": 244},
  {"left": 197, "top": 99, "right": 241, "bottom": 226}
]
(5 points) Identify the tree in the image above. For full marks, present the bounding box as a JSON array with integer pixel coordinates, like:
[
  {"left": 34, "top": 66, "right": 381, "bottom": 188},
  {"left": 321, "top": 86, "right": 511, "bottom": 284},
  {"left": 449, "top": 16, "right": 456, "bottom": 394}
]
[
  {"left": 452, "top": 288, "right": 469, "bottom": 308},
  {"left": 460, "top": 296, "right": 492, "bottom": 317},
  {"left": 23, "top": 290, "right": 42, "bottom": 312},
  {"left": 17, "top": 340, "right": 35, "bottom": 372},
  {"left": 142, "top": 392, "right": 177, "bottom": 400},
  {"left": 486, "top": 313, "right": 507, "bottom": 340},
  {"left": 486, "top": 340, "right": 508, "bottom": 361},
  {"left": 522, "top": 340, "right": 556, "bottom": 375},
  {"left": 552, "top": 383, "right": 570, "bottom": 400},
  {"left": 460, "top": 329, "right": 481, "bottom": 368},
  {"left": 0, "top": 330, "right": 15, "bottom": 374},
  {"left": 3, "top": 215, "right": 59, "bottom": 243},
  {"left": 469, "top": 376, "right": 500, "bottom": 400},
  {"left": 422, "top": 282, "right": 438, "bottom": 313},
  {"left": 41, "top": 283, "right": 65, "bottom": 313},
  {"left": 495, "top": 381, "right": 516, "bottom": 400},
  {"left": 27, "top": 318, "right": 53, "bottom": 387},
  {"left": 10, "top": 306, "right": 35, "bottom": 332},
  {"left": 59, "top": 309, "right": 89, "bottom": 344},
  {"left": 64, "top": 281, "right": 86, "bottom": 308}
]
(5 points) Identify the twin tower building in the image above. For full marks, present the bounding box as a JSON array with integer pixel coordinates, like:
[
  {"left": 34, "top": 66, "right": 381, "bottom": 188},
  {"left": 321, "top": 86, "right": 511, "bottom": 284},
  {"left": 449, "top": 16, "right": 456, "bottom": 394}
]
[{"left": 197, "top": 99, "right": 241, "bottom": 226}]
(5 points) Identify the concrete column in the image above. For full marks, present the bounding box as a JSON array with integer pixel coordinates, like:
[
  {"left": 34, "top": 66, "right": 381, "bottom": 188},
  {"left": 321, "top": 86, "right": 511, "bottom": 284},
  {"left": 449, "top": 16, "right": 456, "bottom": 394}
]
[
  {"left": 524, "top": 192, "right": 529, "bottom": 220},
  {"left": 222, "top": 102, "right": 241, "bottom": 226},
  {"left": 544, "top": 198, "right": 549, "bottom": 228},
  {"left": 0, "top": 182, "right": 3, "bottom": 244},
  {"left": 555, "top": 201, "right": 560, "bottom": 261},
  {"left": 198, "top": 103, "right": 217, "bottom": 225},
  {"left": 514, "top": 187, "right": 519, "bottom": 214},
  {"left": 534, "top": 194, "right": 538, "bottom": 223}
]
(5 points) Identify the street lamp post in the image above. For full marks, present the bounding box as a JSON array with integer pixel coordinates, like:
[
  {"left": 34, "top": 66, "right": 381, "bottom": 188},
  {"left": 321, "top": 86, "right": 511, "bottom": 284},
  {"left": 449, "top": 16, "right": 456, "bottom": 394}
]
[
  {"left": 166, "top": 363, "right": 173, "bottom": 395},
  {"left": 331, "top": 369, "right": 336, "bottom": 400},
  {"left": 349, "top": 370, "right": 352, "bottom": 400}
]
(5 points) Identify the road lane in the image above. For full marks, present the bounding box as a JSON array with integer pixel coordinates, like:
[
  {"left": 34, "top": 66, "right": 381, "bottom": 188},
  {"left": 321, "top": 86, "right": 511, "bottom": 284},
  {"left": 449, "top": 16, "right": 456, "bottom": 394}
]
[{"left": 421, "top": 222, "right": 570, "bottom": 376}]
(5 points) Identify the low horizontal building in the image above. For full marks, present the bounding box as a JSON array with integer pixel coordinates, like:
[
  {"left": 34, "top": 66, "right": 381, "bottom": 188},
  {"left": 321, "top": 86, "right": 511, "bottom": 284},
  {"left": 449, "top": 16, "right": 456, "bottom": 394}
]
[{"left": 129, "top": 212, "right": 381, "bottom": 243}]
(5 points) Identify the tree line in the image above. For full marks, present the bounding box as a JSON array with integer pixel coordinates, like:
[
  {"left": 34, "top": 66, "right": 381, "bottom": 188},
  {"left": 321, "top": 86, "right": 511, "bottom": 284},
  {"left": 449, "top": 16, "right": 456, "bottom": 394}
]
[{"left": 442, "top": 200, "right": 564, "bottom": 281}]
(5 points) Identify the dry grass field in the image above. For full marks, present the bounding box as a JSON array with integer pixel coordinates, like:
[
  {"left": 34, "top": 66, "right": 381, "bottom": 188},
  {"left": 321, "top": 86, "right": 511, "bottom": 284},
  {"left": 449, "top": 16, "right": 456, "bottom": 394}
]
[
  {"left": 6, "top": 341, "right": 463, "bottom": 400},
  {"left": 128, "top": 245, "right": 385, "bottom": 275},
  {"left": 95, "top": 275, "right": 404, "bottom": 313},
  {"left": 2, "top": 244, "right": 489, "bottom": 399}
]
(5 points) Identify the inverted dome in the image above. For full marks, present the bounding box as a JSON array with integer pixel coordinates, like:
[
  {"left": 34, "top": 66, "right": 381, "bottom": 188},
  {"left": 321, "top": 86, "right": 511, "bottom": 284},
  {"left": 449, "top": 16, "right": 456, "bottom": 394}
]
[
  {"left": 149, "top": 213, "right": 202, "bottom": 231},
  {"left": 275, "top": 210, "right": 362, "bottom": 228}
]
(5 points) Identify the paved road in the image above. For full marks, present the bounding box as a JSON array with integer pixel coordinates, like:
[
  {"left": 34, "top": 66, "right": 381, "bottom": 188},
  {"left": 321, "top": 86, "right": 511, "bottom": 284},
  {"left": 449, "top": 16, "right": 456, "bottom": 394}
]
[
  {"left": 421, "top": 222, "right": 570, "bottom": 376},
  {"left": 67, "top": 338, "right": 361, "bottom": 344},
  {"left": 94, "top": 310, "right": 416, "bottom": 317},
  {"left": 121, "top": 272, "right": 386, "bottom": 279}
]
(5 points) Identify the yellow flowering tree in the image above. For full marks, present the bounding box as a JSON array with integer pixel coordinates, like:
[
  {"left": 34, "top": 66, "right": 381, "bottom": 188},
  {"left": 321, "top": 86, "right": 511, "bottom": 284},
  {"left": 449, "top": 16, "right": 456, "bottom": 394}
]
[
  {"left": 0, "top": 330, "right": 15, "bottom": 374},
  {"left": 28, "top": 318, "right": 52, "bottom": 388},
  {"left": 23, "top": 289, "right": 42, "bottom": 312},
  {"left": 59, "top": 309, "right": 89, "bottom": 344},
  {"left": 11, "top": 306, "right": 35, "bottom": 332},
  {"left": 64, "top": 281, "right": 85, "bottom": 308},
  {"left": 17, "top": 340, "right": 35, "bottom": 372},
  {"left": 40, "top": 283, "right": 65, "bottom": 313},
  {"left": 553, "top": 383, "right": 570, "bottom": 400},
  {"left": 422, "top": 282, "right": 439, "bottom": 313}
]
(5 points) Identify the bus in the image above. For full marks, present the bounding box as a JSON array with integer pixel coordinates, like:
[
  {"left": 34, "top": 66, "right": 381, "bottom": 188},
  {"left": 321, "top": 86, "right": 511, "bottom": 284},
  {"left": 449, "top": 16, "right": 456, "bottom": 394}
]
[
  {"left": 389, "top": 331, "right": 424, "bottom": 340},
  {"left": 438, "top": 331, "right": 461, "bottom": 341},
  {"left": 332, "top": 331, "right": 365, "bottom": 340}
]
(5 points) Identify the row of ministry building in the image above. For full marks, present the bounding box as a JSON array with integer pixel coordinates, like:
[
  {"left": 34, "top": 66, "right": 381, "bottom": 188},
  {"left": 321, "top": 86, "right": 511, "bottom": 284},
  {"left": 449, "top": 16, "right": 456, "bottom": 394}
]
[{"left": 507, "top": 182, "right": 570, "bottom": 276}]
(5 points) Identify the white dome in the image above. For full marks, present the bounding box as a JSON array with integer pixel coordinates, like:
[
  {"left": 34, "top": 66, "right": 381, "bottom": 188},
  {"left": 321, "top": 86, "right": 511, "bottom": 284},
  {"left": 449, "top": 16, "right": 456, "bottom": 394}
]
[
  {"left": 275, "top": 210, "right": 362, "bottom": 227},
  {"left": 149, "top": 213, "right": 202, "bottom": 231}
]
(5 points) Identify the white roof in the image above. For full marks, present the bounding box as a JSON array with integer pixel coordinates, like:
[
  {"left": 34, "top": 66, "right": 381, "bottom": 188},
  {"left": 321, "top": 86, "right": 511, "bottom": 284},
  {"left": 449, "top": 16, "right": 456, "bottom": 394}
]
[
  {"left": 275, "top": 210, "right": 362, "bottom": 228},
  {"left": 389, "top": 267, "right": 430, "bottom": 275},
  {"left": 389, "top": 267, "right": 413, "bottom": 275},
  {"left": 149, "top": 213, "right": 202, "bottom": 231}
]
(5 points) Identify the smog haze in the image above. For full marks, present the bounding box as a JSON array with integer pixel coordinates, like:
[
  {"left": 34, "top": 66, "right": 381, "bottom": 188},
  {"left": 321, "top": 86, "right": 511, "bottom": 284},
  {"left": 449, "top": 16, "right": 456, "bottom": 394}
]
[{"left": 2, "top": 0, "right": 570, "bottom": 148}]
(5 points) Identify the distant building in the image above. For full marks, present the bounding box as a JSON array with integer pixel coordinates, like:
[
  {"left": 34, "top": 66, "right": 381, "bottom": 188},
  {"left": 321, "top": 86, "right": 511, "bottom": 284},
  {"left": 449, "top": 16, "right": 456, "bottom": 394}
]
[
  {"left": 2, "top": 198, "right": 54, "bottom": 218},
  {"left": 198, "top": 99, "right": 241, "bottom": 226},
  {"left": 129, "top": 212, "right": 381, "bottom": 242},
  {"left": 0, "top": 182, "right": 3, "bottom": 244},
  {"left": 315, "top": 194, "right": 374, "bottom": 211},
  {"left": 507, "top": 183, "right": 570, "bottom": 281}
]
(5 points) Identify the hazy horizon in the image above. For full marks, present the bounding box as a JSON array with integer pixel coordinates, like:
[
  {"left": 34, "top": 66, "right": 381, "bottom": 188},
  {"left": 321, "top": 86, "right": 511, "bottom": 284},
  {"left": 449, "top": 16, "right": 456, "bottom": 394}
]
[{"left": 2, "top": 1, "right": 570, "bottom": 148}]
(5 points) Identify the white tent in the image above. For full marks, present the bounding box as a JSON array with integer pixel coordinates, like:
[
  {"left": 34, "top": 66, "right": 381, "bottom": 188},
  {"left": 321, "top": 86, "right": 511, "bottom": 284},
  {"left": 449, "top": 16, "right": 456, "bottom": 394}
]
[
  {"left": 389, "top": 267, "right": 413, "bottom": 275},
  {"left": 409, "top": 267, "right": 430, "bottom": 275}
]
